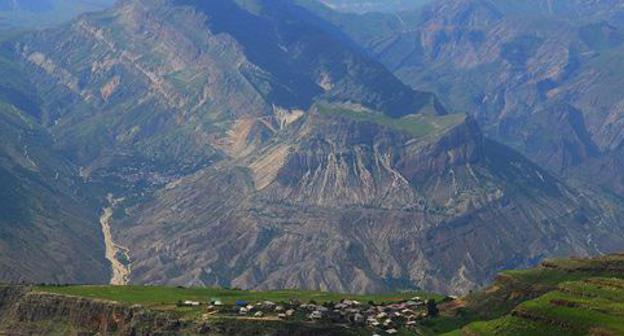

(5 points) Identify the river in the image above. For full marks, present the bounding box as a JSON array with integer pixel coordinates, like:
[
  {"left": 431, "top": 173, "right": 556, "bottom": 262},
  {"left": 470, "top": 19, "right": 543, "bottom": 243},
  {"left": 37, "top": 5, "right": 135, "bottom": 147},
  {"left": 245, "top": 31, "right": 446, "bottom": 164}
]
[{"left": 99, "top": 194, "right": 131, "bottom": 285}]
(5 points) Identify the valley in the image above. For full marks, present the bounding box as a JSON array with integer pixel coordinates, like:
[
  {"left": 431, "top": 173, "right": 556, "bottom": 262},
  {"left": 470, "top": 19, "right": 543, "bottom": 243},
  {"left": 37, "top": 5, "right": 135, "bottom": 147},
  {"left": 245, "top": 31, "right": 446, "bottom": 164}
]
[{"left": 0, "top": 2, "right": 624, "bottom": 332}]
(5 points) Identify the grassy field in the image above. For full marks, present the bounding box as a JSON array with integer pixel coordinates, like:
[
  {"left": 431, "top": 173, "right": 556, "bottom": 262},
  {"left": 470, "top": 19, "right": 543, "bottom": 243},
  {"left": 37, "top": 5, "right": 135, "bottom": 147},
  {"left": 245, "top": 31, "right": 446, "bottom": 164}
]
[
  {"left": 35, "top": 285, "right": 443, "bottom": 312},
  {"left": 459, "top": 278, "right": 624, "bottom": 336},
  {"left": 317, "top": 104, "right": 466, "bottom": 138},
  {"left": 438, "top": 254, "right": 624, "bottom": 335},
  {"left": 33, "top": 254, "right": 624, "bottom": 334}
]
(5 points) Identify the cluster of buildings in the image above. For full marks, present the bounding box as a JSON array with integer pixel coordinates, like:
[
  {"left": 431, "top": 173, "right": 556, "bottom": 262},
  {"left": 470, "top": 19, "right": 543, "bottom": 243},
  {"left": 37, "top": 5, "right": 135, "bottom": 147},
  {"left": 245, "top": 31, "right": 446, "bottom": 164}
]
[{"left": 207, "top": 296, "right": 433, "bottom": 334}]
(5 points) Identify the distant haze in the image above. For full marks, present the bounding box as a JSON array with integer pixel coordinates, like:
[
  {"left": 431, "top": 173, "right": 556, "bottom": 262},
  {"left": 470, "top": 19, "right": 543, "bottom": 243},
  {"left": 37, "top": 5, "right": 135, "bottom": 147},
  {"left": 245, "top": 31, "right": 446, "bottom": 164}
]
[{"left": 0, "top": 0, "right": 115, "bottom": 30}]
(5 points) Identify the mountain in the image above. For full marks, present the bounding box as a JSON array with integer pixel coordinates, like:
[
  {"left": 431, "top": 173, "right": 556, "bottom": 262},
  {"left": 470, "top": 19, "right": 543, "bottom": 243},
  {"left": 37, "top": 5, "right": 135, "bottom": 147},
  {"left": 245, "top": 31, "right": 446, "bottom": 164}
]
[
  {"left": 0, "top": 103, "right": 109, "bottom": 284},
  {"left": 0, "top": 53, "right": 108, "bottom": 283},
  {"left": 301, "top": 0, "right": 624, "bottom": 197},
  {"left": 5, "top": 0, "right": 437, "bottom": 183},
  {"left": 0, "top": 0, "right": 624, "bottom": 295},
  {"left": 0, "top": 0, "right": 443, "bottom": 287},
  {"left": 118, "top": 101, "right": 624, "bottom": 294}
]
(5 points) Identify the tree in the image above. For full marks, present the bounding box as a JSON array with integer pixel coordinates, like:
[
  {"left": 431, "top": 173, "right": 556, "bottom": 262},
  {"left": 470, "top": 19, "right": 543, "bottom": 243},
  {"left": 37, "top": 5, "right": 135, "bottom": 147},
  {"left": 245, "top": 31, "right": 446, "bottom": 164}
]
[{"left": 426, "top": 299, "right": 439, "bottom": 317}]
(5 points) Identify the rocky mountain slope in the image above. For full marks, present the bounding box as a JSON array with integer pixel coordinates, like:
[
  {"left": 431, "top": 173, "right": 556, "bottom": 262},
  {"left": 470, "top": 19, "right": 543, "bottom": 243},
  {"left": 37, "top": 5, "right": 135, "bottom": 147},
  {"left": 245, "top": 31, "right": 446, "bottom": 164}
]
[
  {"left": 0, "top": 0, "right": 624, "bottom": 295},
  {"left": 0, "top": 52, "right": 109, "bottom": 283},
  {"left": 0, "top": 0, "right": 444, "bottom": 286},
  {"left": 0, "top": 103, "right": 109, "bottom": 284},
  {"left": 302, "top": 0, "right": 624, "bottom": 196},
  {"left": 117, "top": 102, "right": 624, "bottom": 294},
  {"left": 5, "top": 0, "right": 438, "bottom": 188}
]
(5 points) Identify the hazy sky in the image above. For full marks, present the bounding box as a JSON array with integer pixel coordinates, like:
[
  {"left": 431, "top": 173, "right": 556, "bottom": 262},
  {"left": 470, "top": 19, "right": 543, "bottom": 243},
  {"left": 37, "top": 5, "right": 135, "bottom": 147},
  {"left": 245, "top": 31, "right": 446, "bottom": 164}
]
[{"left": 0, "top": 0, "right": 115, "bottom": 29}]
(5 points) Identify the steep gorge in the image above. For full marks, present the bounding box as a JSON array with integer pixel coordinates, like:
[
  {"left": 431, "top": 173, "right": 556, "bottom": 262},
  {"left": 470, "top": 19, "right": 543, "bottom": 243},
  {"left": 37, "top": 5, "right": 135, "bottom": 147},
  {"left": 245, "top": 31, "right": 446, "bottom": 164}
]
[{"left": 1, "top": 0, "right": 624, "bottom": 295}]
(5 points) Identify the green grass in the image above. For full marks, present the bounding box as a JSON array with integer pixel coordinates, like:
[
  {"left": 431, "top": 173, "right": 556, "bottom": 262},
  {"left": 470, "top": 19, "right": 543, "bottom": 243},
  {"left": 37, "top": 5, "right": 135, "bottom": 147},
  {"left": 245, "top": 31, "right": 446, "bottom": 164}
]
[
  {"left": 500, "top": 255, "right": 624, "bottom": 287},
  {"left": 421, "top": 311, "right": 481, "bottom": 335},
  {"left": 457, "top": 277, "right": 624, "bottom": 335},
  {"left": 317, "top": 104, "right": 466, "bottom": 138},
  {"left": 35, "top": 285, "right": 442, "bottom": 310},
  {"left": 428, "top": 254, "right": 624, "bottom": 335},
  {"left": 463, "top": 316, "right": 568, "bottom": 336}
]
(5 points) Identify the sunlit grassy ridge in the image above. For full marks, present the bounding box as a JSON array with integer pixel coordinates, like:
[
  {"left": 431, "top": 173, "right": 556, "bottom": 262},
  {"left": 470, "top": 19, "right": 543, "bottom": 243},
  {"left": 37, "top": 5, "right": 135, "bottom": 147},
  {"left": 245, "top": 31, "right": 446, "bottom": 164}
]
[
  {"left": 461, "top": 278, "right": 624, "bottom": 336},
  {"left": 35, "top": 285, "right": 442, "bottom": 307},
  {"left": 317, "top": 104, "right": 466, "bottom": 138},
  {"left": 441, "top": 254, "right": 624, "bottom": 335},
  {"left": 30, "top": 254, "right": 624, "bottom": 335}
]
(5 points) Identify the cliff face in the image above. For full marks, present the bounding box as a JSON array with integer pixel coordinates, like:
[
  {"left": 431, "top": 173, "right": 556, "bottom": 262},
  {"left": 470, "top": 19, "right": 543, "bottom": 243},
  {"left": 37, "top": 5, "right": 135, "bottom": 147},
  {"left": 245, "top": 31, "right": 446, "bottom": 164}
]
[
  {"left": 0, "top": 286, "right": 354, "bottom": 336},
  {"left": 0, "top": 286, "right": 185, "bottom": 335},
  {"left": 117, "top": 107, "right": 624, "bottom": 294}
]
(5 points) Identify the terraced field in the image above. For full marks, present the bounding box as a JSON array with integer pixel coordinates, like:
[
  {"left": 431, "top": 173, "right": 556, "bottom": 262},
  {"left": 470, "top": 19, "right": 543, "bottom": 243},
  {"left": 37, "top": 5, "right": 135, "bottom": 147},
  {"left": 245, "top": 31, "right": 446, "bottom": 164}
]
[
  {"left": 460, "top": 278, "right": 624, "bottom": 335},
  {"left": 441, "top": 253, "right": 624, "bottom": 335}
]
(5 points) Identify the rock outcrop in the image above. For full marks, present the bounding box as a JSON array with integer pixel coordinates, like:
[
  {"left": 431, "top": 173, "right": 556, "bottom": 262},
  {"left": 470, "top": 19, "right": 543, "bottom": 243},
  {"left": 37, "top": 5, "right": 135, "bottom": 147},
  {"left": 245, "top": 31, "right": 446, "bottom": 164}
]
[
  {"left": 0, "top": 285, "right": 353, "bottom": 336},
  {"left": 0, "top": 286, "right": 184, "bottom": 335}
]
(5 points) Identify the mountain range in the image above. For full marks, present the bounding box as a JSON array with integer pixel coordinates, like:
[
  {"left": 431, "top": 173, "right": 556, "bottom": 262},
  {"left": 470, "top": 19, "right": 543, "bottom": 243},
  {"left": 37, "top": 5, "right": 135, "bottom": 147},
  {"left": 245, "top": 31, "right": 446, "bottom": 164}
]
[
  {"left": 301, "top": 0, "right": 624, "bottom": 197},
  {"left": 0, "top": 0, "right": 624, "bottom": 296}
]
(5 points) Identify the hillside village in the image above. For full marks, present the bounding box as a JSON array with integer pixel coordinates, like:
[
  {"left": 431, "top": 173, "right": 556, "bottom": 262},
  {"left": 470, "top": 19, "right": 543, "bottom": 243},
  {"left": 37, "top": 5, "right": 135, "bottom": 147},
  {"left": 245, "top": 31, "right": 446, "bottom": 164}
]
[{"left": 186, "top": 296, "right": 438, "bottom": 335}]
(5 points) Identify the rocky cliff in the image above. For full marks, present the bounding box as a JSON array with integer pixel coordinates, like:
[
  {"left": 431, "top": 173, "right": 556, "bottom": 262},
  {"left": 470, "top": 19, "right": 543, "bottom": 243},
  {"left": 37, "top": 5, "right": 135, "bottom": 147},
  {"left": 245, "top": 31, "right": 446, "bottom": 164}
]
[
  {"left": 0, "top": 285, "right": 184, "bottom": 335},
  {"left": 117, "top": 105, "right": 624, "bottom": 294},
  {"left": 0, "top": 285, "right": 360, "bottom": 336}
]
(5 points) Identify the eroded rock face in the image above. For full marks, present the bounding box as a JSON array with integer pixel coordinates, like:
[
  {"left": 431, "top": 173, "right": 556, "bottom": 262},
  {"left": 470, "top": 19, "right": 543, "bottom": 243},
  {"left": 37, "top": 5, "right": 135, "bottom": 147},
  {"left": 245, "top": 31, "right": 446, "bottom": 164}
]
[
  {"left": 0, "top": 286, "right": 184, "bottom": 335},
  {"left": 0, "top": 286, "right": 356, "bottom": 336},
  {"left": 7, "top": 0, "right": 436, "bottom": 176},
  {"left": 117, "top": 110, "right": 624, "bottom": 294}
]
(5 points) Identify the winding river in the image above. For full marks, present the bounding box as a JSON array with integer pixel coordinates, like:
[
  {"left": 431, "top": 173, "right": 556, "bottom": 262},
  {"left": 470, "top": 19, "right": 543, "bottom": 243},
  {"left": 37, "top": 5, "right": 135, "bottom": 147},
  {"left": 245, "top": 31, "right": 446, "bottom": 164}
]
[{"left": 99, "top": 195, "right": 131, "bottom": 285}]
